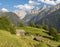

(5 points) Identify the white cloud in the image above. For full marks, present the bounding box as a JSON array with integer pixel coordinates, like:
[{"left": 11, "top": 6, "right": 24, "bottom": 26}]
[
  {"left": 38, "top": 0, "right": 60, "bottom": 5},
  {"left": 14, "top": 4, "right": 35, "bottom": 10},
  {"left": 29, "top": 0, "right": 40, "bottom": 5},
  {"left": 29, "top": 0, "right": 34, "bottom": 4},
  {"left": 14, "top": 0, "right": 60, "bottom": 12},
  {"left": 14, "top": 0, "right": 41, "bottom": 11},
  {"left": 1, "top": 8, "right": 9, "bottom": 12},
  {"left": 14, "top": 5, "right": 24, "bottom": 9}
]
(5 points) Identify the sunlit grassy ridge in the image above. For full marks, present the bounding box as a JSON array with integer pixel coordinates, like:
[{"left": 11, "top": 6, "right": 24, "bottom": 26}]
[
  {"left": 0, "top": 30, "right": 38, "bottom": 47},
  {"left": 18, "top": 27, "right": 60, "bottom": 47},
  {"left": 18, "top": 26, "right": 48, "bottom": 36},
  {"left": 0, "top": 27, "right": 60, "bottom": 47}
]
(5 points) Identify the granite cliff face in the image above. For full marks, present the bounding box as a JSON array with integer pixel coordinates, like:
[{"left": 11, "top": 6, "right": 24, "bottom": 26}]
[
  {"left": 22, "top": 5, "right": 48, "bottom": 24},
  {"left": 37, "top": 8, "right": 60, "bottom": 32},
  {"left": 28, "top": 3, "right": 60, "bottom": 32},
  {"left": 29, "top": 3, "right": 60, "bottom": 23}
]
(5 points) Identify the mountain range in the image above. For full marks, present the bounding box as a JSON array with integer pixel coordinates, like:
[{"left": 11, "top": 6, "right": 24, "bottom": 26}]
[
  {"left": 0, "top": 11, "right": 21, "bottom": 26},
  {"left": 28, "top": 3, "right": 60, "bottom": 32},
  {"left": 0, "top": 3, "right": 60, "bottom": 31}
]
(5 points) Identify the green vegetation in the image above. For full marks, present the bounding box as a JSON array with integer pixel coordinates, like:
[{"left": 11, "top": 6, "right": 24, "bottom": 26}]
[
  {"left": 0, "top": 16, "right": 16, "bottom": 34},
  {"left": 29, "top": 22, "right": 36, "bottom": 27},
  {"left": 19, "top": 22, "right": 25, "bottom": 27},
  {"left": 42, "top": 25, "right": 49, "bottom": 31},
  {"left": 0, "top": 30, "right": 39, "bottom": 47},
  {"left": 18, "top": 26, "right": 60, "bottom": 47},
  {"left": 49, "top": 28, "right": 60, "bottom": 41},
  {"left": 18, "top": 26, "right": 46, "bottom": 36},
  {"left": 34, "top": 43, "right": 48, "bottom": 47},
  {"left": 0, "top": 16, "right": 60, "bottom": 47},
  {"left": 58, "top": 45, "right": 60, "bottom": 47},
  {"left": 0, "top": 26, "right": 60, "bottom": 47},
  {"left": 36, "top": 25, "right": 43, "bottom": 29}
]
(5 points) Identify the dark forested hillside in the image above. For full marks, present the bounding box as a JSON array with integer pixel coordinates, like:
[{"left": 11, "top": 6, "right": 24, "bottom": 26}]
[
  {"left": 29, "top": 3, "right": 60, "bottom": 24},
  {"left": 0, "top": 12, "right": 21, "bottom": 26},
  {"left": 0, "top": 16, "right": 15, "bottom": 34},
  {"left": 36, "top": 8, "right": 60, "bottom": 32},
  {"left": 28, "top": 3, "right": 60, "bottom": 32},
  {"left": 22, "top": 13, "right": 37, "bottom": 25}
]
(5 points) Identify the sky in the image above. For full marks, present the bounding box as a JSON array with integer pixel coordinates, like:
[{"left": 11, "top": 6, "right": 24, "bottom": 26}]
[
  {"left": 0, "top": 0, "right": 29, "bottom": 11},
  {"left": 0, "top": 0, "right": 60, "bottom": 12}
]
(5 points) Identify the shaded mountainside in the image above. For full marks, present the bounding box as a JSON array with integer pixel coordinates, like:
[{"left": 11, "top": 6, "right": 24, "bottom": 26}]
[
  {"left": 29, "top": 3, "right": 60, "bottom": 23},
  {"left": 28, "top": 3, "right": 60, "bottom": 32},
  {"left": 36, "top": 8, "right": 60, "bottom": 32},
  {"left": 22, "top": 13, "right": 38, "bottom": 25},
  {"left": 0, "top": 12, "right": 21, "bottom": 26}
]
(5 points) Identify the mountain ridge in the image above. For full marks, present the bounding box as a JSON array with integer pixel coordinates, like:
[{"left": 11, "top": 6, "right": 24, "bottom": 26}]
[
  {"left": 28, "top": 3, "right": 60, "bottom": 24},
  {"left": 0, "top": 12, "right": 21, "bottom": 26}
]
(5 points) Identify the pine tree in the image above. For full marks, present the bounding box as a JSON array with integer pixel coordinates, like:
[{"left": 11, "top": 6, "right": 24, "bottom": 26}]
[
  {"left": 19, "top": 22, "right": 25, "bottom": 27},
  {"left": 29, "top": 22, "right": 36, "bottom": 27},
  {"left": 0, "top": 16, "right": 16, "bottom": 34},
  {"left": 42, "top": 25, "right": 49, "bottom": 31},
  {"left": 49, "top": 28, "right": 60, "bottom": 41}
]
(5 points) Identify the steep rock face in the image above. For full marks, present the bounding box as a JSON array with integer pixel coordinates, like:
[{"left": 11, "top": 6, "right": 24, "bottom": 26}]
[
  {"left": 18, "top": 5, "right": 49, "bottom": 24},
  {"left": 13, "top": 10, "right": 27, "bottom": 19},
  {"left": 22, "top": 13, "right": 38, "bottom": 25},
  {"left": 37, "top": 8, "right": 60, "bottom": 32},
  {"left": 0, "top": 12, "right": 21, "bottom": 26},
  {"left": 29, "top": 3, "right": 60, "bottom": 23},
  {"left": 28, "top": 3, "right": 60, "bottom": 32}
]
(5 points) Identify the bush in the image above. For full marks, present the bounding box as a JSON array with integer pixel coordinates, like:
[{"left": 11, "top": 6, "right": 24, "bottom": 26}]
[
  {"left": 9, "top": 25, "right": 16, "bottom": 34},
  {"left": 29, "top": 22, "right": 36, "bottom": 27},
  {"left": 19, "top": 22, "right": 25, "bottom": 27},
  {"left": 25, "top": 32, "right": 30, "bottom": 36},
  {"left": 36, "top": 25, "right": 43, "bottom": 29},
  {"left": 49, "top": 28, "right": 57, "bottom": 35},
  {"left": 42, "top": 25, "right": 49, "bottom": 31},
  {"left": 49, "top": 28, "right": 60, "bottom": 41},
  {"left": 0, "top": 16, "right": 16, "bottom": 34},
  {"left": 58, "top": 45, "right": 60, "bottom": 47},
  {"left": 34, "top": 43, "right": 41, "bottom": 47},
  {"left": 34, "top": 43, "right": 48, "bottom": 47}
]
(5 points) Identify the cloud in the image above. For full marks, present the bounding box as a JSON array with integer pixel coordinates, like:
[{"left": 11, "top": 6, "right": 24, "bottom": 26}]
[
  {"left": 1, "top": 8, "right": 9, "bottom": 12},
  {"left": 29, "top": 0, "right": 40, "bottom": 5},
  {"left": 14, "top": 0, "right": 41, "bottom": 11},
  {"left": 14, "top": 4, "right": 35, "bottom": 10},
  {"left": 14, "top": 0, "right": 60, "bottom": 11},
  {"left": 38, "top": 0, "right": 60, "bottom": 5}
]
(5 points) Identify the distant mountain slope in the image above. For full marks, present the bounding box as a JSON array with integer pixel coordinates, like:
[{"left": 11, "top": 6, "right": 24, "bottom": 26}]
[
  {"left": 36, "top": 8, "right": 60, "bottom": 32},
  {"left": 22, "top": 13, "right": 38, "bottom": 25},
  {"left": 28, "top": 3, "right": 60, "bottom": 32},
  {"left": 29, "top": 3, "right": 60, "bottom": 23},
  {"left": 0, "top": 12, "right": 21, "bottom": 26},
  {"left": 13, "top": 10, "right": 27, "bottom": 19}
]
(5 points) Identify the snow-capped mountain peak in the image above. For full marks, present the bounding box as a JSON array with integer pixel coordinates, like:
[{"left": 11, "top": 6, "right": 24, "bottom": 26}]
[{"left": 13, "top": 10, "right": 27, "bottom": 19}]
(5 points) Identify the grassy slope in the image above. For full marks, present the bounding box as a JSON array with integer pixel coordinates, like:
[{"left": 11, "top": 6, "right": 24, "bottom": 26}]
[
  {"left": 18, "top": 27, "right": 60, "bottom": 47},
  {"left": 0, "top": 30, "right": 38, "bottom": 47},
  {"left": 0, "top": 27, "right": 60, "bottom": 47},
  {"left": 18, "top": 26, "right": 48, "bottom": 36}
]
